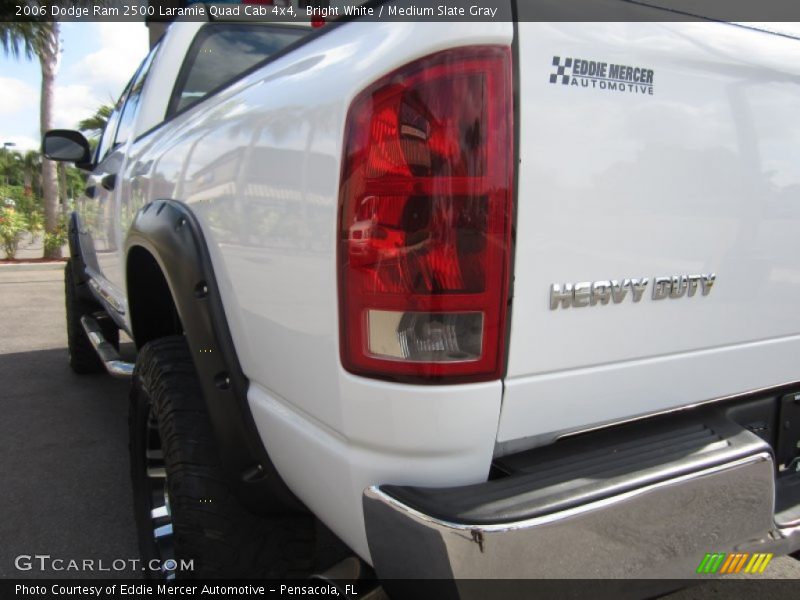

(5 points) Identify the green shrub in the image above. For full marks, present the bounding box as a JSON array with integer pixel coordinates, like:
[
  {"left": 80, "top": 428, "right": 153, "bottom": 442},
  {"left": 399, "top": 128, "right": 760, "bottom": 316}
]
[
  {"left": 0, "top": 206, "right": 28, "bottom": 259},
  {"left": 1, "top": 184, "right": 43, "bottom": 238},
  {"left": 43, "top": 215, "right": 68, "bottom": 258},
  {"left": 0, "top": 184, "right": 24, "bottom": 203},
  {"left": 27, "top": 210, "right": 43, "bottom": 235},
  {"left": 43, "top": 232, "right": 66, "bottom": 257}
]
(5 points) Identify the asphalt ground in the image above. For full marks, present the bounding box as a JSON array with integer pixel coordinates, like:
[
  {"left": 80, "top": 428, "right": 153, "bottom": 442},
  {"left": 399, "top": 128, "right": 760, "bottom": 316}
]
[
  {"left": 0, "top": 264, "right": 798, "bottom": 593},
  {"left": 0, "top": 266, "right": 138, "bottom": 579}
]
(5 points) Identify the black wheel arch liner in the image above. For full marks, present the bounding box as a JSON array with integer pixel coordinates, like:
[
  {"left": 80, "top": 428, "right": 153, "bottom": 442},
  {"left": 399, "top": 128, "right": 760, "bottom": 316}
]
[{"left": 125, "top": 199, "right": 305, "bottom": 515}]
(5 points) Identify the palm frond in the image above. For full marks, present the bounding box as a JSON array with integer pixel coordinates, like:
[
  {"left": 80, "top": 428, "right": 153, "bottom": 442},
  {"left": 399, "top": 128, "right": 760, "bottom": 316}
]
[
  {"left": 78, "top": 104, "right": 114, "bottom": 138},
  {"left": 0, "top": 22, "right": 39, "bottom": 60}
]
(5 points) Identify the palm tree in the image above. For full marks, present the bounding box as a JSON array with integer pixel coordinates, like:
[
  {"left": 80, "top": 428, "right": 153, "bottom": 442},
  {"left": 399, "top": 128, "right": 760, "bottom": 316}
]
[
  {"left": 78, "top": 104, "right": 113, "bottom": 140},
  {"left": 0, "top": 149, "right": 23, "bottom": 187},
  {"left": 0, "top": 20, "right": 61, "bottom": 257},
  {"left": 21, "top": 150, "right": 41, "bottom": 196}
]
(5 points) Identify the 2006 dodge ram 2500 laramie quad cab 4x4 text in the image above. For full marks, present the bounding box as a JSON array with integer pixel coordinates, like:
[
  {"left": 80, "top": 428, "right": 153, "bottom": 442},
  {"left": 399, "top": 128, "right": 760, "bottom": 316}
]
[{"left": 41, "top": 0, "right": 800, "bottom": 589}]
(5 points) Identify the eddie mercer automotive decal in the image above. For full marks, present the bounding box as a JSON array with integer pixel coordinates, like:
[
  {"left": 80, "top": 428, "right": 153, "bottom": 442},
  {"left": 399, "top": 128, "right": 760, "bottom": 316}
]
[{"left": 550, "top": 56, "right": 655, "bottom": 95}]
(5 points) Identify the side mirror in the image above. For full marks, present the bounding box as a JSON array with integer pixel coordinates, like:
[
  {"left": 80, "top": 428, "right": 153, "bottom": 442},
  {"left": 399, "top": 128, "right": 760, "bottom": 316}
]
[{"left": 42, "top": 130, "right": 93, "bottom": 170}]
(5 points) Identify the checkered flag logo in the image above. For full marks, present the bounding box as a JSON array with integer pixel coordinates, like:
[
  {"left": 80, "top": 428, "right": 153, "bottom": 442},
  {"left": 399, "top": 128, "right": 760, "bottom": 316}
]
[{"left": 550, "top": 56, "right": 572, "bottom": 85}]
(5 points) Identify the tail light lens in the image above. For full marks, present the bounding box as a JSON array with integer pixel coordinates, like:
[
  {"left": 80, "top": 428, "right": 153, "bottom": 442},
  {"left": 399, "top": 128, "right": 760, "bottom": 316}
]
[{"left": 338, "top": 46, "right": 513, "bottom": 383}]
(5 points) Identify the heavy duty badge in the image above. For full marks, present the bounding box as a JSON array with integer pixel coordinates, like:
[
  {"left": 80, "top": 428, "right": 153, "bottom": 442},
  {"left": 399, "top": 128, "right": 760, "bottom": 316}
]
[{"left": 549, "top": 275, "right": 716, "bottom": 309}]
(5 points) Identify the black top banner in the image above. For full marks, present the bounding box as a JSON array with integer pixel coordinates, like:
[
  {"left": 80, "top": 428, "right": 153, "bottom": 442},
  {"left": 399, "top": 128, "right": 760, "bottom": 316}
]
[{"left": 4, "top": 0, "right": 800, "bottom": 24}]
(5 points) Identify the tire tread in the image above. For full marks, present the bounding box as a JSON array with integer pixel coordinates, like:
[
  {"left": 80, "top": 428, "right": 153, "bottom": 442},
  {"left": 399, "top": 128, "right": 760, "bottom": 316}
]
[{"left": 131, "top": 336, "right": 314, "bottom": 578}]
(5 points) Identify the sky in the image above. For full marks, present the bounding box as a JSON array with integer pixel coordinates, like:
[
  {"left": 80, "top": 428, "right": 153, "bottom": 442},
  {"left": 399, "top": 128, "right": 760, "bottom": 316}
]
[{"left": 0, "top": 22, "right": 150, "bottom": 152}]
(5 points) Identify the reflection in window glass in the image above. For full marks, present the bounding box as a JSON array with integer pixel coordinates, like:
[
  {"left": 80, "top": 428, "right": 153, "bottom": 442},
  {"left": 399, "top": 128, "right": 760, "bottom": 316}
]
[
  {"left": 94, "top": 87, "right": 127, "bottom": 164},
  {"left": 174, "top": 25, "right": 307, "bottom": 114},
  {"left": 115, "top": 45, "right": 160, "bottom": 148}
]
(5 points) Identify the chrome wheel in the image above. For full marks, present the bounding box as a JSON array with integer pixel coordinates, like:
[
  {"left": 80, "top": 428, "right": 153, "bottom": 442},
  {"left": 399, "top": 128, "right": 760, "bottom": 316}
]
[{"left": 146, "top": 405, "right": 175, "bottom": 579}]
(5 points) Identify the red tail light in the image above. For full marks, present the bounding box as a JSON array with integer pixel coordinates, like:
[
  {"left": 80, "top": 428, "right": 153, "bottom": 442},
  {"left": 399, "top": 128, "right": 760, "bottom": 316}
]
[{"left": 338, "top": 47, "right": 513, "bottom": 383}]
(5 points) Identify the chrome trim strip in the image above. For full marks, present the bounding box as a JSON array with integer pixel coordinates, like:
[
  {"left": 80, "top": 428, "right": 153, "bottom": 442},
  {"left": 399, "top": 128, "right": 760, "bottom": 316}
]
[
  {"left": 80, "top": 315, "right": 134, "bottom": 378},
  {"left": 779, "top": 522, "right": 800, "bottom": 538},
  {"left": 104, "top": 360, "right": 134, "bottom": 378},
  {"left": 88, "top": 276, "right": 126, "bottom": 315}
]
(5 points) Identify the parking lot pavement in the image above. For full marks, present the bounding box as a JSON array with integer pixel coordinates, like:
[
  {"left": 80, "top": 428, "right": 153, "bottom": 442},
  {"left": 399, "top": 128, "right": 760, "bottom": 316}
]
[
  {"left": 0, "top": 266, "right": 138, "bottom": 578},
  {"left": 1, "top": 265, "right": 799, "bottom": 588}
]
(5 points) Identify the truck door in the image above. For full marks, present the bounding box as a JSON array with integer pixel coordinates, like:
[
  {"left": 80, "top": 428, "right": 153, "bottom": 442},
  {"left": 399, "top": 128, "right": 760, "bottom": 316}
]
[{"left": 76, "top": 45, "right": 160, "bottom": 323}]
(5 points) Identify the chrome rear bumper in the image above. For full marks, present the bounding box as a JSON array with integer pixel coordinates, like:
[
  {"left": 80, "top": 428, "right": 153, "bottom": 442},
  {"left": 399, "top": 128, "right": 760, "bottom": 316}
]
[{"left": 363, "top": 415, "right": 800, "bottom": 581}]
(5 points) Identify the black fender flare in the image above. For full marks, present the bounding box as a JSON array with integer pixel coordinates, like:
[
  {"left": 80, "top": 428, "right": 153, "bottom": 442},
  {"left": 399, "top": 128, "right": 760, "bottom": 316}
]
[
  {"left": 125, "top": 199, "right": 304, "bottom": 515},
  {"left": 67, "top": 212, "right": 100, "bottom": 303}
]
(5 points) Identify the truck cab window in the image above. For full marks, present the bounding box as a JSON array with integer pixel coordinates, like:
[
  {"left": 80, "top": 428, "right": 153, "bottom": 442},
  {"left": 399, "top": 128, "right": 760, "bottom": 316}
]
[
  {"left": 114, "top": 44, "right": 160, "bottom": 148},
  {"left": 94, "top": 44, "right": 159, "bottom": 164},
  {"left": 169, "top": 24, "right": 307, "bottom": 116},
  {"left": 93, "top": 92, "right": 125, "bottom": 165}
]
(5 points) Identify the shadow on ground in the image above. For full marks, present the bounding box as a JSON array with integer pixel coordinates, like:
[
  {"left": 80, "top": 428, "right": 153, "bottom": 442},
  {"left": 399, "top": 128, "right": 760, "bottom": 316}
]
[{"left": 0, "top": 346, "right": 139, "bottom": 578}]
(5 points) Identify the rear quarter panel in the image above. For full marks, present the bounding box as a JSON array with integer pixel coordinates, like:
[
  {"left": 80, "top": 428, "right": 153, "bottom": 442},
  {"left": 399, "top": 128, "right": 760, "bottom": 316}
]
[{"left": 125, "top": 18, "right": 513, "bottom": 562}]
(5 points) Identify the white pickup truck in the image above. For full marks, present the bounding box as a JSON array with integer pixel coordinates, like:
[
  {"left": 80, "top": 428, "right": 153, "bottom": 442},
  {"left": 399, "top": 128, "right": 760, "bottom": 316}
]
[{"left": 43, "top": 0, "right": 800, "bottom": 588}]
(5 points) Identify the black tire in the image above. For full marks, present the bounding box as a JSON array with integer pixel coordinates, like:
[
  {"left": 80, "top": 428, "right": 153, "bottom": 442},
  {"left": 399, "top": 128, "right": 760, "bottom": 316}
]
[
  {"left": 65, "top": 260, "right": 119, "bottom": 374},
  {"left": 129, "top": 335, "right": 315, "bottom": 579}
]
